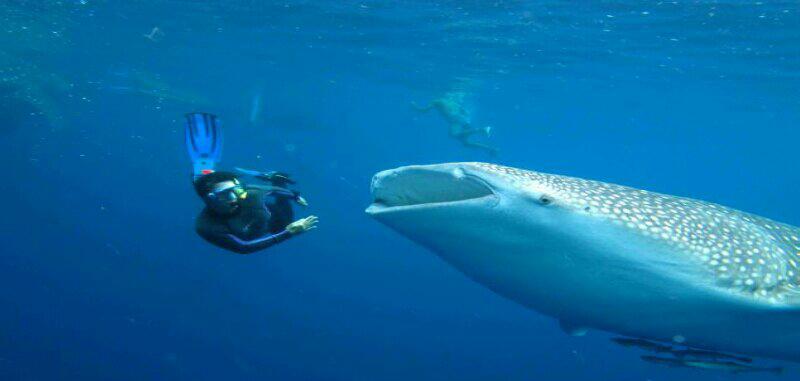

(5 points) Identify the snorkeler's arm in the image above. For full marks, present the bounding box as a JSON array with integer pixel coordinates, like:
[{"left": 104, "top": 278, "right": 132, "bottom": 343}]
[
  {"left": 246, "top": 184, "right": 308, "bottom": 205},
  {"left": 196, "top": 215, "right": 295, "bottom": 254},
  {"left": 218, "top": 216, "right": 318, "bottom": 254},
  {"left": 235, "top": 167, "right": 295, "bottom": 185},
  {"left": 246, "top": 184, "right": 292, "bottom": 195},
  {"left": 221, "top": 230, "right": 295, "bottom": 254}
]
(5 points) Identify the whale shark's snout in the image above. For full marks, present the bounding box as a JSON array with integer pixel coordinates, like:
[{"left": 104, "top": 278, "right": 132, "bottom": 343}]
[{"left": 366, "top": 164, "right": 499, "bottom": 215}]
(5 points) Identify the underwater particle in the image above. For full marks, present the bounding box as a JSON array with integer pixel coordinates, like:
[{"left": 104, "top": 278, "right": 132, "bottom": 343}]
[
  {"left": 143, "top": 27, "right": 164, "bottom": 42},
  {"left": 284, "top": 143, "right": 296, "bottom": 153},
  {"left": 249, "top": 92, "right": 261, "bottom": 123},
  {"left": 673, "top": 335, "right": 686, "bottom": 343}
]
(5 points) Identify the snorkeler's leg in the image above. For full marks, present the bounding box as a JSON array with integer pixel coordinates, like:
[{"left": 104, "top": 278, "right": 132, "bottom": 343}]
[
  {"left": 460, "top": 137, "right": 499, "bottom": 156},
  {"left": 448, "top": 123, "right": 464, "bottom": 138},
  {"left": 450, "top": 124, "right": 488, "bottom": 139},
  {"left": 449, "top": 122, "right": 479, "bottom": 138}
]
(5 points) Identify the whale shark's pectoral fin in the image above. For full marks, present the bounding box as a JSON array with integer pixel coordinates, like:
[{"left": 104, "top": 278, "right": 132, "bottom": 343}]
[{"left": 559, "top": 319, "right": 589, "bottom": 337}]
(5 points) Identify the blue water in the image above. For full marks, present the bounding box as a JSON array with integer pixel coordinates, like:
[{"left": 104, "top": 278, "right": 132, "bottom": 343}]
[{"left": 2, "top": 1, "right": 799, "bottom": 379}]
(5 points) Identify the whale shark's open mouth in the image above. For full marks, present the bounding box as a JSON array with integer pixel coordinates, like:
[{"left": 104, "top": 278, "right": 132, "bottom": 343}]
[{"left": 366, "top": 166, "right": 496, "bottom": 214}]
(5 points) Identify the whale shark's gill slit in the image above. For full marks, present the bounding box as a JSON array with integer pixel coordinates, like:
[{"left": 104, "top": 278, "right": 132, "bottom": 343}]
[{"left": 373, "top": 168, "right": 494, "bottom": 208}]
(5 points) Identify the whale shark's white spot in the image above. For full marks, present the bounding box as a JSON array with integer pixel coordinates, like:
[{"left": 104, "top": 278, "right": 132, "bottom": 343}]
[{"left": 473, "top": 162, "right": 800, "bottom": 300}]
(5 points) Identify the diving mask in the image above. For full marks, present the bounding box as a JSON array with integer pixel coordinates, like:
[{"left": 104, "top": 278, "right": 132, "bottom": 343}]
[{"left": 207, "top": 180, "right": 247, "bottom": 203}]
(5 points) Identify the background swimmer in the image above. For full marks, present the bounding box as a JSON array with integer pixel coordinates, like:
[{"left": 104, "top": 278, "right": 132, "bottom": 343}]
[{"left": 412, "top": 91, "right": 498, "bottom": 156}]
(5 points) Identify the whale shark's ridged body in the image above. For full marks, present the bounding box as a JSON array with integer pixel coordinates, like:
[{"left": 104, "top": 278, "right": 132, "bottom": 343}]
[
  {"left": 480, "top": 163, "right": 800, "bottom": 302},
  {"left": 367, "top": 162, "right": 800, "bottom": 361}
]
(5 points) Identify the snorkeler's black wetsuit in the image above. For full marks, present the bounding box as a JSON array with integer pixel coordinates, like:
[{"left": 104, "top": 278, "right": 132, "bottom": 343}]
[{"left": 196, "top": 185, "right": 297, "bottom": 254}]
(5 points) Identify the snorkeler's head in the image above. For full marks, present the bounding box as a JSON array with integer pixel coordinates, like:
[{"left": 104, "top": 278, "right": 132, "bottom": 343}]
[{"left": 194, "top": 171, "right": 247, "bottom": 213}]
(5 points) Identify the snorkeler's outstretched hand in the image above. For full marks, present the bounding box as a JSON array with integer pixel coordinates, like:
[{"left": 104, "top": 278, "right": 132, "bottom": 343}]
[{"left": 287, "top": 215, "right": 319, "bottom": 234}]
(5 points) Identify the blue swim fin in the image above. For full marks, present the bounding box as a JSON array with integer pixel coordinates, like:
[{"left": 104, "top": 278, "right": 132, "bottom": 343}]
[{"left": 185, "top": 112, "right": 222, "bottom": 181}]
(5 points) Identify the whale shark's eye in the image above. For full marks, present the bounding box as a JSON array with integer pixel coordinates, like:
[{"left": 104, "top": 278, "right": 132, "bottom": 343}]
[{"left": 539, "top": 195, "right": 553, "bottom": 205}]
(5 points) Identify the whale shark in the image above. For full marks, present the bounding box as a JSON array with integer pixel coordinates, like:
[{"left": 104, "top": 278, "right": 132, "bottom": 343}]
[
  {"left": 366, "top": 162, "right": 800, "bottom": 361},
  {"left": 0, "top": 51, "right": 68, "bottom": 131}
]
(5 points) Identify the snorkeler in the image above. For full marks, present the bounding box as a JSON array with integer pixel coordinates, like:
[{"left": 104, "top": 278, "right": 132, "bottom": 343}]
[
  {"left": 413, "top": 91, "right": 498, "bottom": 155},
  {"left": 185, "top": 112, "right": 318, "bottom": 254}
]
